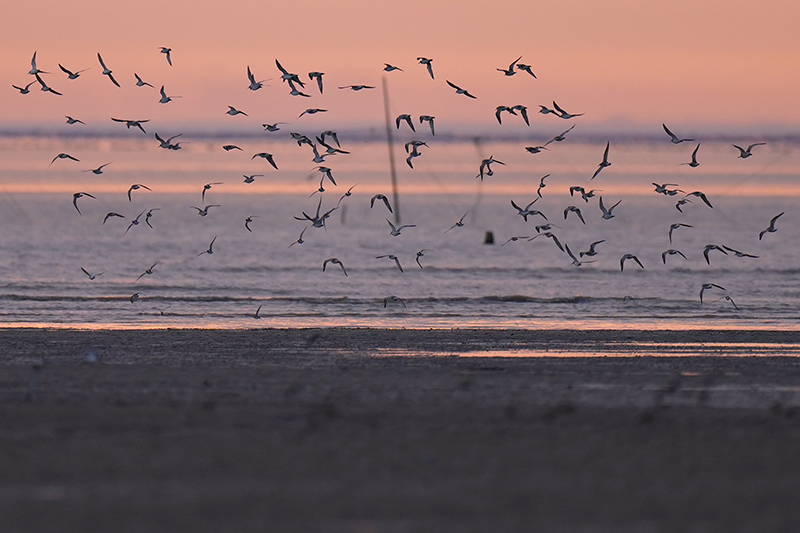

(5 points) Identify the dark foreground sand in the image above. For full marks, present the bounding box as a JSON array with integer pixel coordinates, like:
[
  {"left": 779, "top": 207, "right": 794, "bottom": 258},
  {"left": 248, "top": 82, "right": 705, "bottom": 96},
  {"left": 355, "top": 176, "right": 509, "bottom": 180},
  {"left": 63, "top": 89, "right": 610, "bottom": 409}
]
[{"left": 2, "top": 328, "right": 800, "bottom": 532}]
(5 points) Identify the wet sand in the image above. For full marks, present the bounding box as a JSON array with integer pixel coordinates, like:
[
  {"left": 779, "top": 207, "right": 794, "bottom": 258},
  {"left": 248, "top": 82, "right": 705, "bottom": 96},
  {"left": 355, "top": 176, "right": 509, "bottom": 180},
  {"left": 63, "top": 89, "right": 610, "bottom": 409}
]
[{"left": 2, "top": 328, "right": 800, "bottom": 532}]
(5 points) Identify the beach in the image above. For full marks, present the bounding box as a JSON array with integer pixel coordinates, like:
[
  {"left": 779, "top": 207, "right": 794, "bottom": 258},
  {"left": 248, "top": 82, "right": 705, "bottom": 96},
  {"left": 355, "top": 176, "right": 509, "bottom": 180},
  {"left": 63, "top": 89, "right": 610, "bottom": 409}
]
[{"left": 2, "top": 327, "right": 800, "bottom": 532}]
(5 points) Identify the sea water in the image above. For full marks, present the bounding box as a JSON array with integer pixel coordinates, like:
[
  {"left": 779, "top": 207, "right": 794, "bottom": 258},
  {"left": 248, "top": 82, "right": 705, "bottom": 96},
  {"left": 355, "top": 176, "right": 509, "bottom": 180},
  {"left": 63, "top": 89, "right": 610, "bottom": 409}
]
[{"left": 0, "top": 133, "right": 798, "bottom": 329}]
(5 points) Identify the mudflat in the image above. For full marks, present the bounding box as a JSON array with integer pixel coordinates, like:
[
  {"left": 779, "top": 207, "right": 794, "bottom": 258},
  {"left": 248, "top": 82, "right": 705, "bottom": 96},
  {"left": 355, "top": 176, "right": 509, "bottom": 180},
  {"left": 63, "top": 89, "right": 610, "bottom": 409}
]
[{"left": 2, "top": 328, "right": 800, "bottom": 532}]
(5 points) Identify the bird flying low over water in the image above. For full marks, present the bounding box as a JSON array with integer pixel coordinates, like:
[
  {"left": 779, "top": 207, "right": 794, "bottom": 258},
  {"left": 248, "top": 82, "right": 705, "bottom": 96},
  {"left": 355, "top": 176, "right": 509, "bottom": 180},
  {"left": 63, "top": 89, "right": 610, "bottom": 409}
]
[
  {"left": 564, "top": 206, "right": 585, "bottom": 224},
  {"left": 419, "top": 115, "right": 435, "bottom": 135},
  {"left": 681, "top": 144, "right": 701, "bottom": 167},
  {"left": 529, "top": 232, "right": 563, "bottom": 252},
  {"left": 387, "top": 220, "right": 415, "bottom": 236},
  {"left": 477, "top": 156, "right": 504, "bottom": 180},
  {"left": 384, "top": 63, "right": 403, "bottom": 72},
  {"left": 323, "top": 258, "right": 348, "bottom": 276},
  {"left": 661, "top": 249, "right": 688, "bottom": 264},
  {"left": 599, "top": 197, "right": 621, "bottom": 219},
  {"left": 370, "top": 194, "right": 393, "bottom": 213},
  {"left": 202, "top": 182, "right": 222, "bottom": 203},
  {"left": 663, "top": 124, "right": 694, "bottom": 144},
  {"left": 97, "top": 53, "right": 120, "bottom": 87},
  {"left": 668, "top": 223, "right": 692, "bottom": 244},
  {"left": 197, "top": 236, "right": 217, "bottom": 256},
  {"left": 275, "top": 59, "right": 304, "bottom": 87},
  {"left": 83, "top": 162, "right": 111, "bottom": 175},
  {"left": 81, "top": 267, "right": 103, "bottom": 280},
  {"left": 111, "top": 118, "right": 149, "bottom": 134},
  {"left": 376, "top": 254, "right": 404, "bottom": 272},
  {"left": 396, "top": 114, "right": 415, "bottom": 132},
  {"left": 591, "top": 142, "right": 611, "bottom": 180},
  {"left": 66, "top": 116, "right": 85, "bottom": 125},
  {"left": 445, "top": 212, "right": 469, "bottom": 233},
  {"left": 545, "top": 125, "right": 576, "bottom": 145},
  {"left": 244, "top": 216, "right": 259, "bottom": 231},
  {"left": 103, "top": 212, "right": 125, "bottom": 224},
  {"left": 759, "top": 212, "right": 784, "bottom": 240},
  {"left": 125, "top": 210, "right": 145, "bottom": 234},
  {"left": 684, "top": 191, "right": 713, "bottom": 208},
  {"left": 191, "top": 205, "right": 220, "bottom": 217},
  {"left": 511, "top": 200, "right": 546, "bottom": 222},
  {"left": 383, "top": 295, "right": 407, "bottom": 309},
  {"left": 733, "top": 143, "right": 766, "bottom": 158},
  {"left": 495, "top": 106, "right": 516, "bottom": 124},
  {"left": 715, "top": 295, "right": 740, "bottom": 311},
  {"left": 700, "top": 283, "right": 726, "bottom": 305},
  {"left": 446, "top": 80, "right": 476, "bottom": 98},
  {"left": 415, "top": 249, "right": 431, "bottom": 269},
  {"left": 417, "top": 57, "right": 434, "bottom": 79},
  {"left": 127, "top": 184, "right": 151, "bottom": 201},
  {"left": 536, "top": 174, "right": 550, "bottom": 198},
  {"left": 51, "top": 153, "right": 79, "bottom": 165},
  {"left": 721, "top": 245, "right": 758, "bottom": 259},
  {"left": 620, "top": 254, "right": 644, "bottom": 271},
  {"left": 72, "top": 192, "right": 95, "bottom": 215},
  {"left": 252, "top": 152, "right": 278, "bottom": 169},
  {"left": 552, "top": 101, "right": 583, "bottom": 119},
  {"left": 565, "top": 244, "right": 595, "bottom": 267},
  {"left": 703, "top": 244, "right": 728, "bottom": 265},
  {"left": 136, "top": 261, "right": 160, "bottom": 281},
  {"left": 580, "top": 240, "right": 605, "bottom": 257}
]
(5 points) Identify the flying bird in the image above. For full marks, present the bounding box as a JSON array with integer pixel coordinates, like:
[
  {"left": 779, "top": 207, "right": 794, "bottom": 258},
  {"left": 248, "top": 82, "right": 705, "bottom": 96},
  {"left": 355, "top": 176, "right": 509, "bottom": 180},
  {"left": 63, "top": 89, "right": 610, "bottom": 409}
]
[
  {"left": 620, "top": 254, "right": 644, "bottom": 271},
  {"left": 298, "top": 108, "right": 327, "bottom": 118},
  {"left": 12, "top": 81, "right": 35, "bottom": 94},
  {"left": 721, "top": 245, "right": 758, "bottom": 259},
  {"left": 244, "top": 216, "right": 259, "bottom": 231},
  {"left": 552, "top": 101, "right": 583, "bottom": 119},
  {"left": 247, "top": 66, "right": 270, "bottom": 90},
  {"left": 516, "top": 63, "right": 536, "bottom": 78},
  {"left": 65, "top": 116, "right": 85, "bottom": 125},
  {"left": 599, "top": 197, "right": 622, "bottom": 219},
  {"left": 226, "top": 106, "right": 248, "bottom": 117},
  {"left": 125, "top": 210, "right": 146, "bottom": 234},
  {"left": 127, "top": 184, "right": 151, "bottom": 202},
  {"left": 681, "top": 143, "right": 701, "bottom": 167},
  {"left": 97, "top": 53, "right": 120, "bottom": 87},
  {"left": 111, "top": 118, "right": 149, "bottom": 134},
  {"left": 197, "top": 236, "right": 217, "bottom": 256},
  {"left": 497, "top": 56, "right": 522, "bottom": 76},
  {"left": 252, "top": 152, "right": 278, "bottom": 169},
  {"left": 564, "top": 206, "right": 586, "bottom": 224},
  {"left": 134, "top": 73, "right": 154, "bottom": 87},
  {"left": 419, "top": 115, "right": 435, "bottom": 135},
  {"left": 733, "top": 143, "right": 766, "bottom": 158},
  {"left": 511, "top": 199, "right": 546, "bottom": 222},
  {"left": 191, "top": 205, "right": 220, "bottom": 217},
  {"left": 288, "top": 227, "right": 307, "bottom": 248},
  {"left": 338, "top": 84, "right": 374, "bottom": 91},
  {"left": 275, "top": 59, "right": 304, "bottom": 86},
  {"left": 80, "top": 267, "right": 103, "bottom": 280},
  {"left": 446, "top": 80, "right": 476, "bottom": 98},
  {"left": 370, "top": 194, "right": 393, "bottom": 213},
  {"left": 565, "top": 244, "right": 595, "bottom": 267},
  {"left": 545, "top": 124, "right": 576, "bottom": 145},
  {"left": 759, "top": 212, "right": 784, "bottom": 240},
  {"left": 29, "top": 51, "right": 48, "bottom": 76},
  {"left": 51, "top": 153, "right": 79, "bottom": 165},
  {"left": 158, "top": 85, "right": 180, "bottom": 104},
  {"left": 383, "top": 296, "right": 407, "bottom": 309},
  {"left": 536, "top": 174, "right": 550, "bottom": 198},
  {"left": 495, "top": 106, "right": 516, "bottom": 124},
  {"left": 661, "top": 249, "right": 688, "bottom": 264},
  {"left": 145, "top": 208, "right": 160, "bottom": 228},
  {"left": 529, "top": 232, "right": 564, "bottom": 252},
  {"left": 591, "top": 142, "right": 611, "bottom": 180},
  {"left": 34, "top": 74, "right": 61, "bottom": 95},
  {"left": 668, "top": 223, "right": 692, "bottom": 244},
  {"left": 663, "top": 124, "right": 695, "bottom": 144},
  {"left": 415, "top": 250, "right": 431, "bottom": 269},
  {"left": 702, "top": 244, "right": 728, "bottom": 265},
  {"left": 159, "top": 47, "right": 173, "bottom": 66},
  {"left": 72, "top": 192, "right": 95, "bottom": 215},
  {"left": 477, "top": 156, "right": 504, "bottom": 181},
  {"left": 103, "top": 212, "right": 125, "bottom": 224},
  {"left": 445, "top": 212, "right": 469, "bottom": 233},
  {"left": 136, "top": 261, "right": 160, "bottom": 281},
  {"left": 417, "top": 57, "right": 434, "bottom": 79},
  {"left": 684, "top": 191, "right": 713, "bottom": 208},
  {"left": 376, "top": 254, "right": 404, "bottom": 272},
  {"left": 700, "top": 283, "right": 726, "bottom": 305},
  {"left": 396, "top": 114, "right": 416, "bottom": 132},
  {"left": 384, "top": 63, "right": 403, "bottom": 72},
  {"left": 309, "top": 72, "right": 325, "bottom": 93},
  {"left": 512, "top": 105, "right": 530, "bottom": 125},
  {"left": 83, "top": 162, "right": 112, "bottom": 175},
  {"left": 59, "top": 64, "right": 89, "bottom": 79},
  {"left": 202, "top": 182, "right": 223, "bottom": 202},
  {"left": 323, "top": 258, "right": 348, "bottom": 276},
  {"left": 580, "top": 240, "right": 605, "bottom": 258}
]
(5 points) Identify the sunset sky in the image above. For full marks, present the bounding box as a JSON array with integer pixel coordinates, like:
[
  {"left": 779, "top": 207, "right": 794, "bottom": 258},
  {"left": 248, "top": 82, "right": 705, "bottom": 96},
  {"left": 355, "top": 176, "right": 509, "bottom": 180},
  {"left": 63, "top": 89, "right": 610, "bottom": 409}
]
[{"left": 1, "top": 0, "right": 799, "bottom": 134}]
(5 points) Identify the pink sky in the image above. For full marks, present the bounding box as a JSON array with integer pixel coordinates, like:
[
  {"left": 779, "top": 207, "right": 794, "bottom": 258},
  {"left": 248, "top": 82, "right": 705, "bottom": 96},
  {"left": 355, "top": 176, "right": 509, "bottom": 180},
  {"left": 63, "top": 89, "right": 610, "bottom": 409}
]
[{"left": 2, "top": 0, "right": 799, "bottom": 133}]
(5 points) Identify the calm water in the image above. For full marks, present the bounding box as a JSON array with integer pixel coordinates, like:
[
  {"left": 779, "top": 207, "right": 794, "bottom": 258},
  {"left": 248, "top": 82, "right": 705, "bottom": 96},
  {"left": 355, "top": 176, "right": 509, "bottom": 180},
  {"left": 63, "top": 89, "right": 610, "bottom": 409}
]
[{"left": 0, "top": 134, "right": 798, "bottom": 329}]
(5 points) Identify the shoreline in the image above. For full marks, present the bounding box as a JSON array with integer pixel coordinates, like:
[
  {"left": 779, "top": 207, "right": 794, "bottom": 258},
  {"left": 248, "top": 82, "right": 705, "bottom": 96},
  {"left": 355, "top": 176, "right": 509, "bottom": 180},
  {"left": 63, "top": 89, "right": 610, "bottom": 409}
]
[{"left": 4, "top": 327, "right": 800, "bottom": 531}]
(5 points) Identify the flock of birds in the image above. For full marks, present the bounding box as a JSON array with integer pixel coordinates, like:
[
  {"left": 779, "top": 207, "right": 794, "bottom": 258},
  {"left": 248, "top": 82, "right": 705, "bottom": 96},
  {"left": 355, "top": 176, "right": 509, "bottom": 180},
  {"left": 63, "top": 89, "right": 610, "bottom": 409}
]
[{"left": 12, "top": 50, "right": 784, "bottom": 316}]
